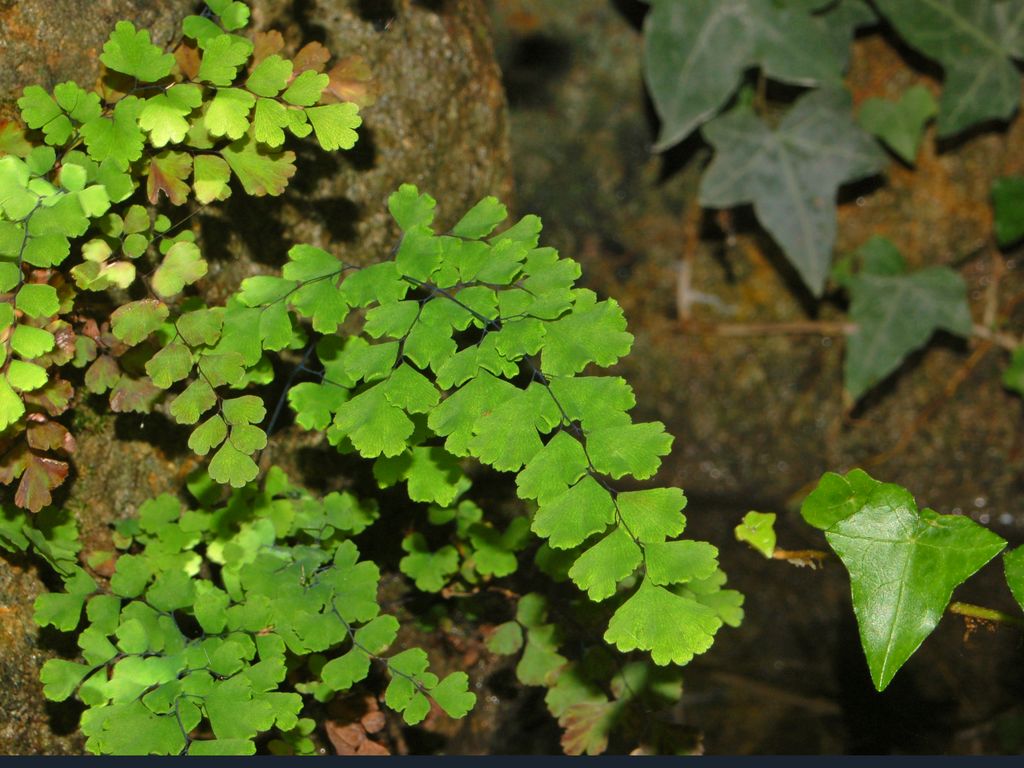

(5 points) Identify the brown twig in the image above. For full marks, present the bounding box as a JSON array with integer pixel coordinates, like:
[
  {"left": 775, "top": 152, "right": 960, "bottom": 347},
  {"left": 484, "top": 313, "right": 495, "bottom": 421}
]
[
  {"left": 983, "top": 251, "right": 1005, "bottom": 330},
  {"left": 971, "top": 322, "right": 1019, "bottom": 352},
  {"left": 948, "top": 601, "right": 1024, "bottom": 630},
  {"left": 679, "top": 320, "right": 857, "bottom": 337}
]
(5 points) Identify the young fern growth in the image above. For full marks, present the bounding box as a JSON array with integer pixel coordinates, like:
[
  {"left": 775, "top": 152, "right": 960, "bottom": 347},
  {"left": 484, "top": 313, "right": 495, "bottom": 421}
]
[
  {"left": 37, "top": 469, "right": 475, "bottom": 756},
  {"left": 0, "top": 0, "right": 362, "bottom": 512}
]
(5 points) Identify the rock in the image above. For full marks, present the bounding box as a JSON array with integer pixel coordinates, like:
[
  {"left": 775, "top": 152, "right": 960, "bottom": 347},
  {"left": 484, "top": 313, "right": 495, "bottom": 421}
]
[{"left": 0, "top": 1, "right": 193, "bottom": 121}]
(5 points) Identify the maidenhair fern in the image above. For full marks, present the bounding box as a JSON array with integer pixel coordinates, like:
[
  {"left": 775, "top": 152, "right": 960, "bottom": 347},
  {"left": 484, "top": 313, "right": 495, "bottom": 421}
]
[
  {"left": 0, "top": 0, "right": 748, "bottom": 755},
  {"left": 37, "top": 471, "right": 474, "bottom": 755},
  {"left": 32, "top": 185, "right": 742, "bottom": 754},
  {"left": 0, "top": 0, "right": 363, "bottom": 511}
]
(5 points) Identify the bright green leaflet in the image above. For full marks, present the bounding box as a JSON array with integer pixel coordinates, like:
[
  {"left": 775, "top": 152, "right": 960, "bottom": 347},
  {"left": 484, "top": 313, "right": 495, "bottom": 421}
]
[
  {"left": 700, "top": 89, "right": 887, "bottom": 296},
  {"left": 734, "top": 511, "right": 777, "bottom": 559},
  {"left": 818, "top": 471, "right": 1006, "bottom": 691}
]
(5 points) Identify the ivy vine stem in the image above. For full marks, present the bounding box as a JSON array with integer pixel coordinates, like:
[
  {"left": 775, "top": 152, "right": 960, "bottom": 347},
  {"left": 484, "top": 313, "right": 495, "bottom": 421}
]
[{"left": 947, "top": 601, "right": 1024, "bottom": 629}]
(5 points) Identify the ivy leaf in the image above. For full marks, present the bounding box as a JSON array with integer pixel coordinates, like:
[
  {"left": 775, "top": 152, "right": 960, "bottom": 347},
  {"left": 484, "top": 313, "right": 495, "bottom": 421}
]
[
  {"left": 1004, "top": 546, "right": 1024, "bottom": 614},
  {"left": 734, "top": 511, "right": 777, "bottom": 558},
  {"left": 305, "top": 104, "right": 362, "bottom": 152},
  {"left": 700, "top": 89, "right": 886, "bottom": 296},
  {"left": 111, "top": 299, "right": 169, "bottom": 345},
  {"left": 825, "top": 479, "right": 1006, "bottom": 691},
  {"left": 198, "top": 34, "right": 254, "bottom": 86},
  {"left": 399, "top": 533, "right": 459, "bottom": 592},
  {"left": 992, "top": 176, "right": 1024, "bottom": 247},
  {"left": 604, "top": 579, "right": 722, "bottom": 665},
  {"left": 221, "top": 136, "right": 296, "bottom": 196},
  {"left": 153, "top": 241, "right": 208, "bottom": 298},
  {"left": 858, "top": 85, "right": 937, "bottom": 164},
  {"left": 873, "top": 1, "right": 1024, "bottom": 137},
  {"left": 642, "top": 0, "right": 844, "bottom": 150},
  {"left": 845, "top": 262, "right": 972, "bottom": 399},
  {"left": 101, "top": 21, "right": 175, "bottom": 83},
  {"left": 801, "top": 468, "right": 881, "bottom": 530}
]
